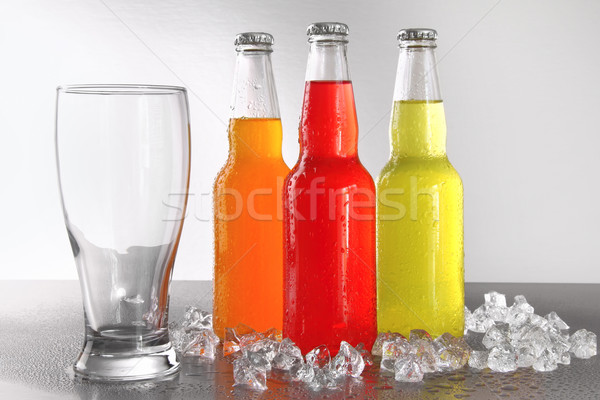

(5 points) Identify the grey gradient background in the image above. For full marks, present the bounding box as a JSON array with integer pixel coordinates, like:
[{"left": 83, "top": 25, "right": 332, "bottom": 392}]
[{"left": 1, "top": 0, "right": 598, "bottom": 282}]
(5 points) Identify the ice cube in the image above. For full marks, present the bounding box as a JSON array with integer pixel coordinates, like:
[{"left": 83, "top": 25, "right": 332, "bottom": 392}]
[
  {"left": 380, "top": 358, "right": 396, "bottom": 373},
  {"left": 233, "top": 356, "right": 267, "bottom": 390},
  {"left": 520, "top": 326, "right": 551, "bottom": 358},
  {"left": 547, "top": 327, "right": 571, "bottom": 354},
  {"left": 528, "top": 314, "right": 549, "bottom": 330},
  {"left": 246, "top": 350, "right": 271, "bottom": 371},
  {"left": 569, "top": 329, "right": 597, "bottom": 359},
  {"left": 272, "top": 353, "right": 301, "bottom": 371},
  {"left": 468, "top": 350, "right": 489, "bottom": 369},
  {"left": 224, "top": 323, "right": 256, "bottom": 356},
  {"left": 306, "top": 345, "right": 331, "bottom": 369},
  {"left": 223, "top": 327, "right": 241, "bottom": 356},
  {"left": 309, "top": 367, "right": 339, "bottom": 390},
  {"left": 432, "top": 333, "right": 456, "bottom": 358},
  {"left": 482, "top": 292, "right": 508, "bottom": 322},
  {"left": 169, "top": 322, "right": 185, "bottom": 352},
  {"left": 263, "top": 327, "right": 283, "bottom": 342},
  {"left": 509, "top": 323, "right": 531, "bottom": 344},
  {"left": 409, "top": 329, "right": 432, "bottom": 342},
  {"left": 507, "top": 296, "right": 534, "bottom": 327},
  {"left": 482, "top": 324, "right": 510, "bottom": 349},
  {"left": 279, "top": 338, "right": 302, "bottom": 359},
  {"left": 513, "top": 295, "right": 534, "bottom": 312},
  {"left": 355, "top": 342, "right": 374, "bottom": 366},
  {"left": 182, "top": 329, "right": 220, "bottom": 359},
  {"left": 271, "top": 338, "right": 303, "bottom": 370},
  {"left": 485, "top": 291, "right": 507, "bottom": 308},
  {"left": 471, "top": 306, "right": 495, "bottom": 333},
  {"left": 245, "top": 338, "right": 280, "bottom": 365},
  {"left": 290, "top": 362, "right": 315, "bottom": 382},
  {"left": 464, "top": 306, "right": 475, "bottom": 334},
  {"left": 330, "top": 341, "right": 365, "bottom": 378},
  {"left": 533, "top": 349, "right": 558, "bottom": 372},
  {"left": 394, "top": 353, "right": 424, "bottom": 382},
  {"left": 382, "top": 336, "right": 412, "bottom": 360},
  {"left": 409, "top": 330, "right": 436, "bottom": 373},
  {"left": 515, "top": 345, "right": 536, "bottom": 368},
  {"left": 433, "top": 333, "right": 471, "bottom": 371},
  {"left": 545, "top": 312, "right": 569, "bottom": 331},
  {"left": 380, "top": 336, "right": 412, "bottom": 372},
  {"left": 372, "top": 332, "right": 406, "bottom": 356},
  {"left": 233, "top": 323, "right": 256, "bottom": 337},
  {"left": 413, "top": 350, "right": 437, "bottom": 373},
  {"left": 240, "top": 331, "right": 266, "bottom": 350},
  {"left": 505, "top": 306, "right": 530, "bottom": 327},
  {"left": 545, "top": 342, "right": 571, "bottom": 366},
  {"left": 487, "top": 343, "right": 517, "bottom": 372},
  {"left": 182, "top": 306, "right": 213, "bottom": 329}
]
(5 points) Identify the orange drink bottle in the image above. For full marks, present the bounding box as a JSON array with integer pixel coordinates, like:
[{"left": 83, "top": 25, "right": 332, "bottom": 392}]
[{"left": 213, "top": 33, "right": 289, "bottom": 338}]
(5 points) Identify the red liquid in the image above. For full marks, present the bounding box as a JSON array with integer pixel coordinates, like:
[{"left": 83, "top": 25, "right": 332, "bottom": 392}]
[{"left": 283, "top": 81, "right": 377, "bottom": 355}]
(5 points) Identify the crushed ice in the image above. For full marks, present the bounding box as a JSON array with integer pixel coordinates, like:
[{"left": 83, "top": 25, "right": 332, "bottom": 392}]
[
  {"left": 172, "top": 290, "right": 597, "bottom": 390},
  {"left": 168, "top": 306, "right": 219, "bottom": 359},
  {"left": 376, "top": 290, "right": 595, "bottom": 382},
  {"left": 464, "top": 291, "right": 597, "bottom": 373},
  {"left": 227, "top": 322, "right": 368, "bottom": 391}
]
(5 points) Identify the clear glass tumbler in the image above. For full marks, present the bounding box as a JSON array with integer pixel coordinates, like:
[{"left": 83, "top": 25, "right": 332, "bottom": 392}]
[{"left": 55, "top": 85, "right": 191, "bottom": 381}]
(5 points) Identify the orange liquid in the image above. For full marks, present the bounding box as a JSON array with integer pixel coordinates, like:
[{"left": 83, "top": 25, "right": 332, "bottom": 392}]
[{"left": 213, "top": 118, "right": 289, "bottom": 338}]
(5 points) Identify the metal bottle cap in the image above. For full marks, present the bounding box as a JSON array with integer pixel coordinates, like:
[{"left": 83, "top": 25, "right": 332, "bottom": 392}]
[
  {"left": 307, "top": 22, "right": 349, "bottom": 36},
  {"left": 234, "top": 32, "right": 274, "bottom": 46},
  {"left": 397, "top": 28, "right": 438, "bottom": 41}
]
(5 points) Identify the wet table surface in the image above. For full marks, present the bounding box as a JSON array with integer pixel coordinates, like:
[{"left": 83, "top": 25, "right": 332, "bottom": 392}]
[{"left": 0, "top": 281, "right": 598, "bottom": 399}]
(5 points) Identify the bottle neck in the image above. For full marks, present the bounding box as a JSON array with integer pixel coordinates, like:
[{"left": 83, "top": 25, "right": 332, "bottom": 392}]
[
  {"left": 305, "top": 37, "right": 350, "bottom": 81},
  {"left": 391, "top": 41, "right": 446, "bottom": 158},
  {"left": 230, "top": 47, "right": 280, "bottom": 119},
  {"left": 301, "top": 39, "right": 357, "bottom": 158},
  {"left": 229, "top": 47, "right": 281, "bottom": 159}
]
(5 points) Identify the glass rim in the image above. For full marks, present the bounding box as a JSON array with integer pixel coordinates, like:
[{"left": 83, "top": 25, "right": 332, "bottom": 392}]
[{"left": 57, "top": 84, "right": 187, "bottom": 95}]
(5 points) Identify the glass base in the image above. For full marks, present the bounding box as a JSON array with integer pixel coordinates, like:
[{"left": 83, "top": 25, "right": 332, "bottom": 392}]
[{"left": 73, "top": 334, "right": 180, "bottom": 382}]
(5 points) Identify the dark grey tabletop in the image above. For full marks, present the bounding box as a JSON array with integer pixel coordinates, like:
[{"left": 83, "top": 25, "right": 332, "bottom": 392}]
[{"left": 0, "top": 281, "right": 598, "bottom": 399}]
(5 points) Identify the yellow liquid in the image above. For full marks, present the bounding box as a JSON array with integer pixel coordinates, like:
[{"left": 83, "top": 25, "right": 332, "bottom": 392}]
[{"left": 376, "top": 100, "right": 464, "bottom": 337}]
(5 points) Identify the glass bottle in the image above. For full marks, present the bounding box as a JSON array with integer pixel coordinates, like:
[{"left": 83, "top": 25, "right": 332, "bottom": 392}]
[
  {"left": 377, "top": 29, "right": 464, "bottom": 337},
  {"left": 213, "top": 32, "right": 289, "bottom": 338},
  {"left": 283, "top": 22, "right": 377, "bottom": 354}
]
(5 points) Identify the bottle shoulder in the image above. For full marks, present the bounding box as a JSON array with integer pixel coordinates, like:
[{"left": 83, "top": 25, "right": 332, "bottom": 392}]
[
  {"left": 377, "top": 157, "right": 462, "bottom": 186},
  {"left": 214, "top": 158, "right": 289, "bottom": 188},
  {"left": 286, "top": 156, "right": 374, "bottom": 189}
]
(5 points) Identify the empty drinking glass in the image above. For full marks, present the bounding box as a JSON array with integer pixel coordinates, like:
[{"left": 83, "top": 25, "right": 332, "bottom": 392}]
[{"left": 55, "top": 85, "right": 191, "bottom": 381}]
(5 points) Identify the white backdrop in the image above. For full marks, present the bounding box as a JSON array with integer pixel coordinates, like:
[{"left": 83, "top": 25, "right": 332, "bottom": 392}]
[{"left": 1, "top": 0, "right": 598, "bottom": 282}]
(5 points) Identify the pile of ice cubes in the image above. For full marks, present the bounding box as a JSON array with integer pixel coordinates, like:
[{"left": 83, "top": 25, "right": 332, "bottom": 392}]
[
  {"left": 465, "top": 291, "right": 597, "bottom": 372},
  {"left": 224, "top": 324, "right": 371, "bottom": 391},
  {"left": 169, "top": 306, "right": 220, "bottom": 359},
  {"left": 373, "top": 329, "right": 471, "bottom": 382},
  {"left": 170, "top": 290, "right": 597, "bottom": 390}
]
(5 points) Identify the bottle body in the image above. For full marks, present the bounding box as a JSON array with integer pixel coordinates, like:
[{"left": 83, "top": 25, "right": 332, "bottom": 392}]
[
  {"left": 377, "top": 31, "right": 464, "bottom": 338},
  {"left": 284, "top": 77, "right": 377, "bottom": 354},
  {"left": 377, "top": 101, "right": 464, "bottom": 337},
  {"left": 213, "top": 34, "right": 289, "bottom": 338}
]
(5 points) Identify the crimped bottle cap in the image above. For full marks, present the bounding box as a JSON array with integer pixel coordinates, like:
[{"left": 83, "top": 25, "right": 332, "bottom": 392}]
[
  {"left": 397, "top": 28, "right": 438, "bottom": 41},
  {"left": 234, "top": 32, "right": 274, "bottom": 46},
  {"left": 307, "top": 22, "right": 349, "bottom": 36}
]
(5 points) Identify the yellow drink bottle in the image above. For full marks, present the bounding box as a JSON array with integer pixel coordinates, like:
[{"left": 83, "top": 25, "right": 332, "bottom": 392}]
[{"left": 377, "top": 29, "right": 464, "bottom": 337}]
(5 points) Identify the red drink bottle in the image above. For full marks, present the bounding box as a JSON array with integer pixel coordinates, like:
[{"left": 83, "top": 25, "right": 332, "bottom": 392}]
[{"left": 283, "top": 22, "right": 377, "bottom": 355}]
